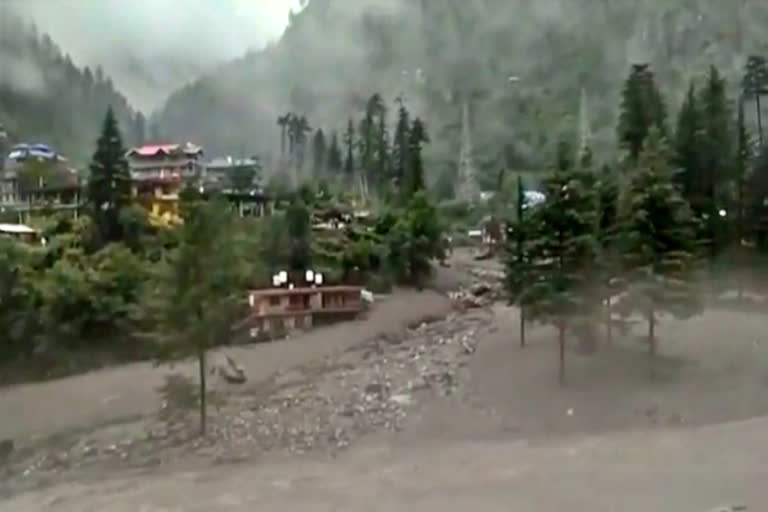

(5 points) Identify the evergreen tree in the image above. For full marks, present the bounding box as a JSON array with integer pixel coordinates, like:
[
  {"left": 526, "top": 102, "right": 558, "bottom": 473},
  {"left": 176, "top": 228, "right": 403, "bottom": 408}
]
[
  {"left": 285, "top": 197, "right": 312, "bottom": 271},
  {"left": 556, "top": 139, "right": 574, "bottom": 171},
  {"left": 746, "top": 145, "right": 768, "bottom": 250},
  {"left": 402, "top": 117, "right": 429, "bottom": 201},
  {"left": 277, "top": 113, "right": 291, "bottom": 157},
  {"left": 618, "top": 64, "right": 667, "bottom": 161},
  {"left": 326, "top": 131, "right": 343, "bottom": 175},
  {"left": 375, "top": 110, "right": 390, "bottom": 190},
  {"left": 618, "top": 129, "right": 701, "bottom": 357},
  {"left": 358, "top": 94, "right": 383, "bottom": 196},
  {"left": 311, "top": 128, "right": 327, "bottom": 175},
  {"left": 673, "top": 82, "right": 703, "bottom": 204},
  {"left": 697, "top": 65, "right": 732, "bottom": 259},
  {"left": 147, "top": 197, "right": 243, "bottom": 436},
  {"left": 385, "top": 191, "right": 444, "bottom": 288},
  {"left": 741, "top": 55, "right": 768, "bottom": 145},
  {"left": 734, "top": 98, "right": 751, "bottom": 298},
  {"left": 391, "top": 97, "right": 411, "bottom": 189},
  {"left": 505, "top": 174, "right": 534, "bottom": 348},
  {"left": 595, "top": 164, "right": 621, "bottom": 343},
  {"left": 343, "top": 118, "right": 356, "bottom": 184},
  {"left": 523, "top": 165, "right": 599, "bottom": 384},
  {"left": 87, "top": 106, "right": 132, "bottom": 247},
  {"left": 289, "top": 114, "right": 311, "bottom": 175}
]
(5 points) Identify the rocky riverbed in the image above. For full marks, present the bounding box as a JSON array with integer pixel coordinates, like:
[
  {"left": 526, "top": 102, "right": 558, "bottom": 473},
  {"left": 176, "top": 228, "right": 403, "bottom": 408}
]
[{"left": 0, "top": 304, "right": 493, "bottom": 493}]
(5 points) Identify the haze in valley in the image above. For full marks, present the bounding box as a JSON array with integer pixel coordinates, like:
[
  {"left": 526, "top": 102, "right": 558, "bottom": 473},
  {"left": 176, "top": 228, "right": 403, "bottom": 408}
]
[{"left": 6, "top": 0, "right": 303, "bottom": 112}]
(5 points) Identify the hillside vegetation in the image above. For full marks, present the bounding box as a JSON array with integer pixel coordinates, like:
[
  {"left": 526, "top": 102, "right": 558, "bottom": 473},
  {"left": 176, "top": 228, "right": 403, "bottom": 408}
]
[
  {"left": 155, "top": 0, "right": 768, "bottom": 183},
  {"left": 0, "top": 6, "right": 141, "bottom": 164}
]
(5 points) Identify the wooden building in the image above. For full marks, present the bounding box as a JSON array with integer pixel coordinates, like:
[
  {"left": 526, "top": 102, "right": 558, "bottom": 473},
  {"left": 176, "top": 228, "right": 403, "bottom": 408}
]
[{"left": 244, "top": 285, "right": 363, "bottom": 339}]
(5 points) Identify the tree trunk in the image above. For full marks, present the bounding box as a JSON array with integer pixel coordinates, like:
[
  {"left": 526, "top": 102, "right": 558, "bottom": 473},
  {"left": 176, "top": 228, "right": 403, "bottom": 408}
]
[
  {"left": 198, "top": 349, "right": 207, "bottom": 436},
  {"left": 737, "top": 175, "right": 745, "bottom": 301},
  {"left": 648, "top": 309, "right": 656, "bottom": 357},
  {"left": 604, "top": 296, "right": 613, "bottom": 344},
  {"left": 558, "top": 323, "right": 566, "bottom": 386},
  {"left": 757, "top": 94, "right": 764, "bottom": 147},
  {"left": 519, "top": 306, "right": 525, "bottom": 348}
]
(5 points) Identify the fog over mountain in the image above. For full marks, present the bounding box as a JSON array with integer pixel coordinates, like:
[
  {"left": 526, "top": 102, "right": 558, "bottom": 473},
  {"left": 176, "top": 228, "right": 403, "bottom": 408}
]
[{"left": 7, "top": 0, "right": 302, "bottom": 112}]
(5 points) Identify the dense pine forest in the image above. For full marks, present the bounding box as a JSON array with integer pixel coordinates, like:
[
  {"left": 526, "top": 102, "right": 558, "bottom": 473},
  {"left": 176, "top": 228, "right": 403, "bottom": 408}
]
[
  {"left": 0, "top": 6, "right": 142, "bottom": 164},
  {"left": 156, "top": 0, "right": 768, "bottom": 187}
]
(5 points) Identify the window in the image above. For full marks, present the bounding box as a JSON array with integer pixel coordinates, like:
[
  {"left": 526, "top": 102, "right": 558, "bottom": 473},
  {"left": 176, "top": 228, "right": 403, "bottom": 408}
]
[{"left": 269, "top": 296, "right": 280, "bottom": 306}]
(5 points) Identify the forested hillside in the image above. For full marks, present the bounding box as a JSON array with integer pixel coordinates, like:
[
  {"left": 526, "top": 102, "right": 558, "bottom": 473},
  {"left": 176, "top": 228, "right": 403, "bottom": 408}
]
[
  {"left": 0, "top": 6, "right": 141, "bottom": 165},
  {"left": 155, "top": 0, "right": 768, "bottom": 186}
]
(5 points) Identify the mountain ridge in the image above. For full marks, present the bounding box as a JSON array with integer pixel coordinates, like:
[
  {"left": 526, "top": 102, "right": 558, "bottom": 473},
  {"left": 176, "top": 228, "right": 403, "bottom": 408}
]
[
  {"left": 0, "top": 6, "right": 141, "bottom": 165},
  {"left": 154, "top": 0, "right": 768, "bottom": 185}
]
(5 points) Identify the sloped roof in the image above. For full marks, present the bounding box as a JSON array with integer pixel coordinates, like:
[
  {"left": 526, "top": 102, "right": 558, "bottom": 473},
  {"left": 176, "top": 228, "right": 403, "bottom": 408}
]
[{"left": 127, "top": 142, "right": 203, "bottom": 158}]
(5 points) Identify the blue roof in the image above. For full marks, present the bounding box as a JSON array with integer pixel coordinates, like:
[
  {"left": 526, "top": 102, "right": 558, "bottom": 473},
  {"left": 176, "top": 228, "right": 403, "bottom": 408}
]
[{"left": 8, "top": 143, "right": 57, "bottom": 161}]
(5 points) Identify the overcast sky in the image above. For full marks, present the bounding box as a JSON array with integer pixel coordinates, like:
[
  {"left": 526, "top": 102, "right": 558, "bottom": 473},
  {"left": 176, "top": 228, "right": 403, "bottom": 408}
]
[{"left": 9, "top": 0, "right": 302, "bottom": 111}]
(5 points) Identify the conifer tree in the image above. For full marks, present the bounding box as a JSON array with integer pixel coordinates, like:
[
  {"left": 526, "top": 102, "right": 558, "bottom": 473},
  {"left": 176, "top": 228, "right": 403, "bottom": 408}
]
[
  {"left": 618, "top": 64, "right": 667, "bottom": 161},
  {"left": 595, "top": 164, "right": 621, "bottom": 343},
  {"left": 88, "top": 106, "right": 132, "bottom": 247},
  {"left": 326, "top": 131, "right": 343, "bottom": 175},
  {"left": 741, "top": 55, "right": 768, "bottom": 145},
  {"left": 522, "top": 163, "right": 599, "bottom": 384},
  {"left": 391, "top": 97, "right": 411, "bottom": 190},
  {"left": 375, "top": 110, "right": 390, "bottom": 191},
  {"left": 746, "top": 145, "right": 768, "bottom": 250},
  {"left": 505, "top": 174, "right": 533, "bottom": 348},
  {"left": 147, "top": 197, "right": 243, "bottom": 436},
  {"left": 698, "top": 66, "right": 732, "bottom": 259},
  {"left": 343, "top": 118, "right": 356, "bottom": 184},
  {"left": 358, "top": 94, "right": 383, "bottom": 196},
  {"left": 311, "top": 128, "right": 327, "bottom": 175},
  {"left": 673, "top": 81, "right": 702, "bottom": 203},
  {"left": 734, "top": 98, "right": 751, "bottom": 299},
  {"left": 402, "top": 117, "right": 429, "bottom": 201},
  {"left": 618, "top": 129, "right": 701, "bottom": 357}
]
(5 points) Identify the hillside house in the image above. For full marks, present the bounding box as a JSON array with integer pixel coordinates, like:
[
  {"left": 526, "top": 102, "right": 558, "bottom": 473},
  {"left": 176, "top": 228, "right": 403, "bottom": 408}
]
[
  {"left": 201, "top": 156, "right": 270, "bottom": 217},
  {"left": 126, "top": 142, "right": 204, "bottom": 225},
  {"left": 0, "top": 143, "right": 83, "bottom": 221}
]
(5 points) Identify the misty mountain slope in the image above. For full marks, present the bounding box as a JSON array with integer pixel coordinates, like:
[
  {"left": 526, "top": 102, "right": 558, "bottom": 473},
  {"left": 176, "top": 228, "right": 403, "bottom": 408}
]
[
  {"left": 156, "top": 0, "right": 768, "bottom": 179},
  {"left": 0, "top": 7, "right": 137, "bottom": 165}
]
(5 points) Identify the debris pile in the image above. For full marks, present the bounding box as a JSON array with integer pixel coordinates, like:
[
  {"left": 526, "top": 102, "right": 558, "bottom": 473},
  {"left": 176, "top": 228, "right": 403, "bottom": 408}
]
[
  {"left": 3, "top": 309, "right": 490, "bottom": 484},
  {"left": 448, "top": 276, "right": 504, "bottom": 308}
]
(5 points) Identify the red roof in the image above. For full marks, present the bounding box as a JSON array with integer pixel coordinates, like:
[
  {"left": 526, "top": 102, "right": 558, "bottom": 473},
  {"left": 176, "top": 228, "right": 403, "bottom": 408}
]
[
  {"left": 130, "top": 144, "right": 179, "bottom": 157},
  {"left": 127, "top": 142, "right": 204, "bottom": 158}
]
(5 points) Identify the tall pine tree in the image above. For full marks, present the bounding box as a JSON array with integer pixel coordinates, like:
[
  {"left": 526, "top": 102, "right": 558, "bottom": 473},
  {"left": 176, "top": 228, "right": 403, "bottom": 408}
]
[
  {"left": 402, "top": 117, "right": 429, "bottom": 201},
  {"left": 326, "top": 131, "right": 343, "bottom": 176},
  {"left": 734, "top": 98, "right": 751, "bottom": 299},
  {"left": 391, "top": 97, "right": 411, "bottom": 191},
  {"left": 741, "top": 55, "right": 768, "bottom": 145},
  {"left": 618, "top": 129, "right": 700, "bottom": 357},
  {"left": 522, "top": 163, "right": 599, "bottom": 384},
  {"left": 311, "top": 128, "right": 327, "bottom": 176},
  {"left": 618, "top": 64, "right": 667, "bottom": 161},
  {"left": 698, "top": 65, "right": 732, "bottom": 260},
  {"left": 343, "top": 118, "right": 356, "bottom": 186},
  {"left": 88, "top": 106, "right": 132, "bottom": 247},
  {"left": 673, "top": 81, "right": 703, "bottom": 204},
  {"left": 505, "top": 174, "right": 534, "bottom": 348}
]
